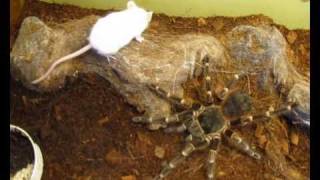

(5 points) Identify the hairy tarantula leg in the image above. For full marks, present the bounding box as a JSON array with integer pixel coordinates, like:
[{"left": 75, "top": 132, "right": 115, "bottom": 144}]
[
  {"left": 155, "top": 143, "right": 196, "bottom": 180},
  {"left": 217, "top": 73, "right": 244, "bottom": 100},
  {"left": 202, "top": 56, "right": 214, "bottom": 104},
  {"left": 185, "top": 114, "right": 207, "bottom": 141},
  {"left": 132, "top": 109, "right": 193, "bottom": 125},
  {"left": 148, "top": 84, "right": 189, "bottom": 109},
  {"left": 206, "top": 138, "right": 221, "bottom": 180},
  {"left": 224, "top": 129, "right": 261, "bottom": 160},
  {"left": 164, "top": 123, "right": 187, "bottom": 133},
  {"left": 230, "top": 103, "right": 297, "bottom": 126}
]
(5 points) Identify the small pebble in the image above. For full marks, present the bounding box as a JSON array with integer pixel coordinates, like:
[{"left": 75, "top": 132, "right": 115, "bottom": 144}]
[
  {"left": 217, "top": 171, "right": 226, "bottom": 177},
  {"left": 290, "top": 131, "right": 299, "bottom": 145},
  {"left": 154, "top": 146, "right": 165, "bottom": 159}
]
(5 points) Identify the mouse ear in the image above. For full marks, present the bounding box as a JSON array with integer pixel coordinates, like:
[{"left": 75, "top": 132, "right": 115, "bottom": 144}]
[{"left": 127, "top": 0, "right": 136, "bottom": 8}]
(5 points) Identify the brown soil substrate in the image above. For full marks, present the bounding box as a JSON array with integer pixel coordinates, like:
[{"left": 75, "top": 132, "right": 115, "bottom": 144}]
[
  {"left": 10, "top": 130, "right": 34, "bottom": 176},
  {"left": 10, "top": 0, "right": 309, "bottom": 179}
]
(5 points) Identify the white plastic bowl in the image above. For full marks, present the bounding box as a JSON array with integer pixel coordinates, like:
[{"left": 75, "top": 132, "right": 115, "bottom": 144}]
[{"left": 10, "top": 124, "right": 44, "bottom": 180}]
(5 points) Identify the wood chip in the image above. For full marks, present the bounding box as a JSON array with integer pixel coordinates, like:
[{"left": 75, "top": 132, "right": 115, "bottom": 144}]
[
  {"left": 22, "top": 95, "right": 28, "bottom": 106},
  {"left": 299, "top": 44, "right": 307, "bottom": 55},
  {"left": 258, "top": 135, "right": 267, "bottom": 148},
  {"left": 280, "top": 139, "right": 289, "bottom": 155},
  {"left": 286, "top": 31, "right": 297, "bottom": 44},
  {"left": 283, "top": 168, "right": 304, "bottom": 180},
  {"left": 97, "top": 116, "right": 110, "bottom": 126},
  {"left": 255, "top": 124, "right": 264, "bottom": 137},
  {"left": 290, "top": 131, "right": 299, "bottom": 145},
  {"left": 217, "top": 171, "right": 226, "bottom": 177},
  {"left": 197, "top": 18, "right": 207, "bottom": 26},
  {"left": 212, "top": 19, "right": 224, "bottom": 31},
  {"left": 54, "top": 105, "right": 63, "bottom": 121},
  {"left": 121, "top": 175, "right": 136, "bottom": 180},
  {"left": 105, "top": 149, "right": 124, "bottom": 165},
  {"left": 154, "top": 146, "right": 165, "bottom": 159},
  {"left": 137, "top": 132, "right": 152, "bottom": 145}
]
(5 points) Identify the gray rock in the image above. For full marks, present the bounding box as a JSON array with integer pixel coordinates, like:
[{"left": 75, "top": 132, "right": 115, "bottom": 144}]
[
  {"left": 10, "top": 16, "right": 227, "bottom": 119},
  {"left": 225, "top": 25, "right": 309, "bottom": 127},
  {"left": 226, "top": 25, "right": 285, "bottom": 66},
  {"left": 10, "top": 16, "right": 98, "bottom": 90},
  {"left": 107, "top": 32, "right": 227, "bottom": 119},
  {"left": 225, "top": 25, "right": 304, "bottom": 86}
]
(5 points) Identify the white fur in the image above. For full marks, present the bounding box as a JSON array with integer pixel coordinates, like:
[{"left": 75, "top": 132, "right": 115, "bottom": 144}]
[
  {"left": 32, "top": 1, "right": 152, "bottom": 84},
  {"left": 89, "top": 1, "right": 153, "bottom": 56}
]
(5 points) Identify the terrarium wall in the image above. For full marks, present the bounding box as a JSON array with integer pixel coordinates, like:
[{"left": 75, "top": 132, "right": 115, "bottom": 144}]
[{"left": 40, "top": 0, "right": 310, "bottom": 29}]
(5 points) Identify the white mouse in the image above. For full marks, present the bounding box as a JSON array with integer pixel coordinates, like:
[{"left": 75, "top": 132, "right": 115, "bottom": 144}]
[{"left": 32, "top": 0, "right": 153, "bottom": 84}]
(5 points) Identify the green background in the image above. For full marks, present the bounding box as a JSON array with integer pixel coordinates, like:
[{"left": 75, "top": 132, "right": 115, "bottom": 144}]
[{"left": 41, "top": 0, "right": 310, "bottom": 29}]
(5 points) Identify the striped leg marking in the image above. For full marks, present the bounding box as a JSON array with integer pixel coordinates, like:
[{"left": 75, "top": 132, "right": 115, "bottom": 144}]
[
  {"left": 224, "top": 130, "right": 261, "bottom": 160},
  {"left": 148, "top": 84, "right": 189, "bottom": 109},
  {"left": 202, "top": 56, "right": 214, "bottom": 104},
  {"left": 206, "top": 138, "right": 221, "bottom": 180},
  {"left": 156, "top": 143, "right": 195, "bottom": 179}
]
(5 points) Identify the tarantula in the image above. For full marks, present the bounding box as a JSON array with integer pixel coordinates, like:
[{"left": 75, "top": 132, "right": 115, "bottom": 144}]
[{"left": 132, "top": 56, "right": 296, "bottom": 180}]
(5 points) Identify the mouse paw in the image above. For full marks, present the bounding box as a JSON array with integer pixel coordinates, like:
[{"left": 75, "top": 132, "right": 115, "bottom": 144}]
[
  {"left": 135, "top": 35, "right": 144, "bottom": 43},
  {"left": 106, "top": 55, "right": 116, "bottom": 63}
]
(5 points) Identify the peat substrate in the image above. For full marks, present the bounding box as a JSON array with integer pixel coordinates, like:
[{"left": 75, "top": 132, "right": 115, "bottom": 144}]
[
  {"left": 10, "top": 0, "right": 309, "bottom": 179},
  {"left": 10, "top": 131, "right": 34, "bottom": 176}
]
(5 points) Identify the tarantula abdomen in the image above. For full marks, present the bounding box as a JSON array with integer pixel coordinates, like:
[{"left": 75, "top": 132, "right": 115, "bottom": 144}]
[{"left": 222, "top": 91, "right": 252, "bottom": 117}]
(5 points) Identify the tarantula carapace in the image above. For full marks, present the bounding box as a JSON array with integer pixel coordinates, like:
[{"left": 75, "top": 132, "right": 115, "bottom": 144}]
[{"left": 132, "top": 56, "right": 296, "bottom": 180}]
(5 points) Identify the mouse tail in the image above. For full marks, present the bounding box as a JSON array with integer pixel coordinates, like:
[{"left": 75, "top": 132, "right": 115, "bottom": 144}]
[{"left": 31, "top": 44, "right": 92, "bottom": 84}]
